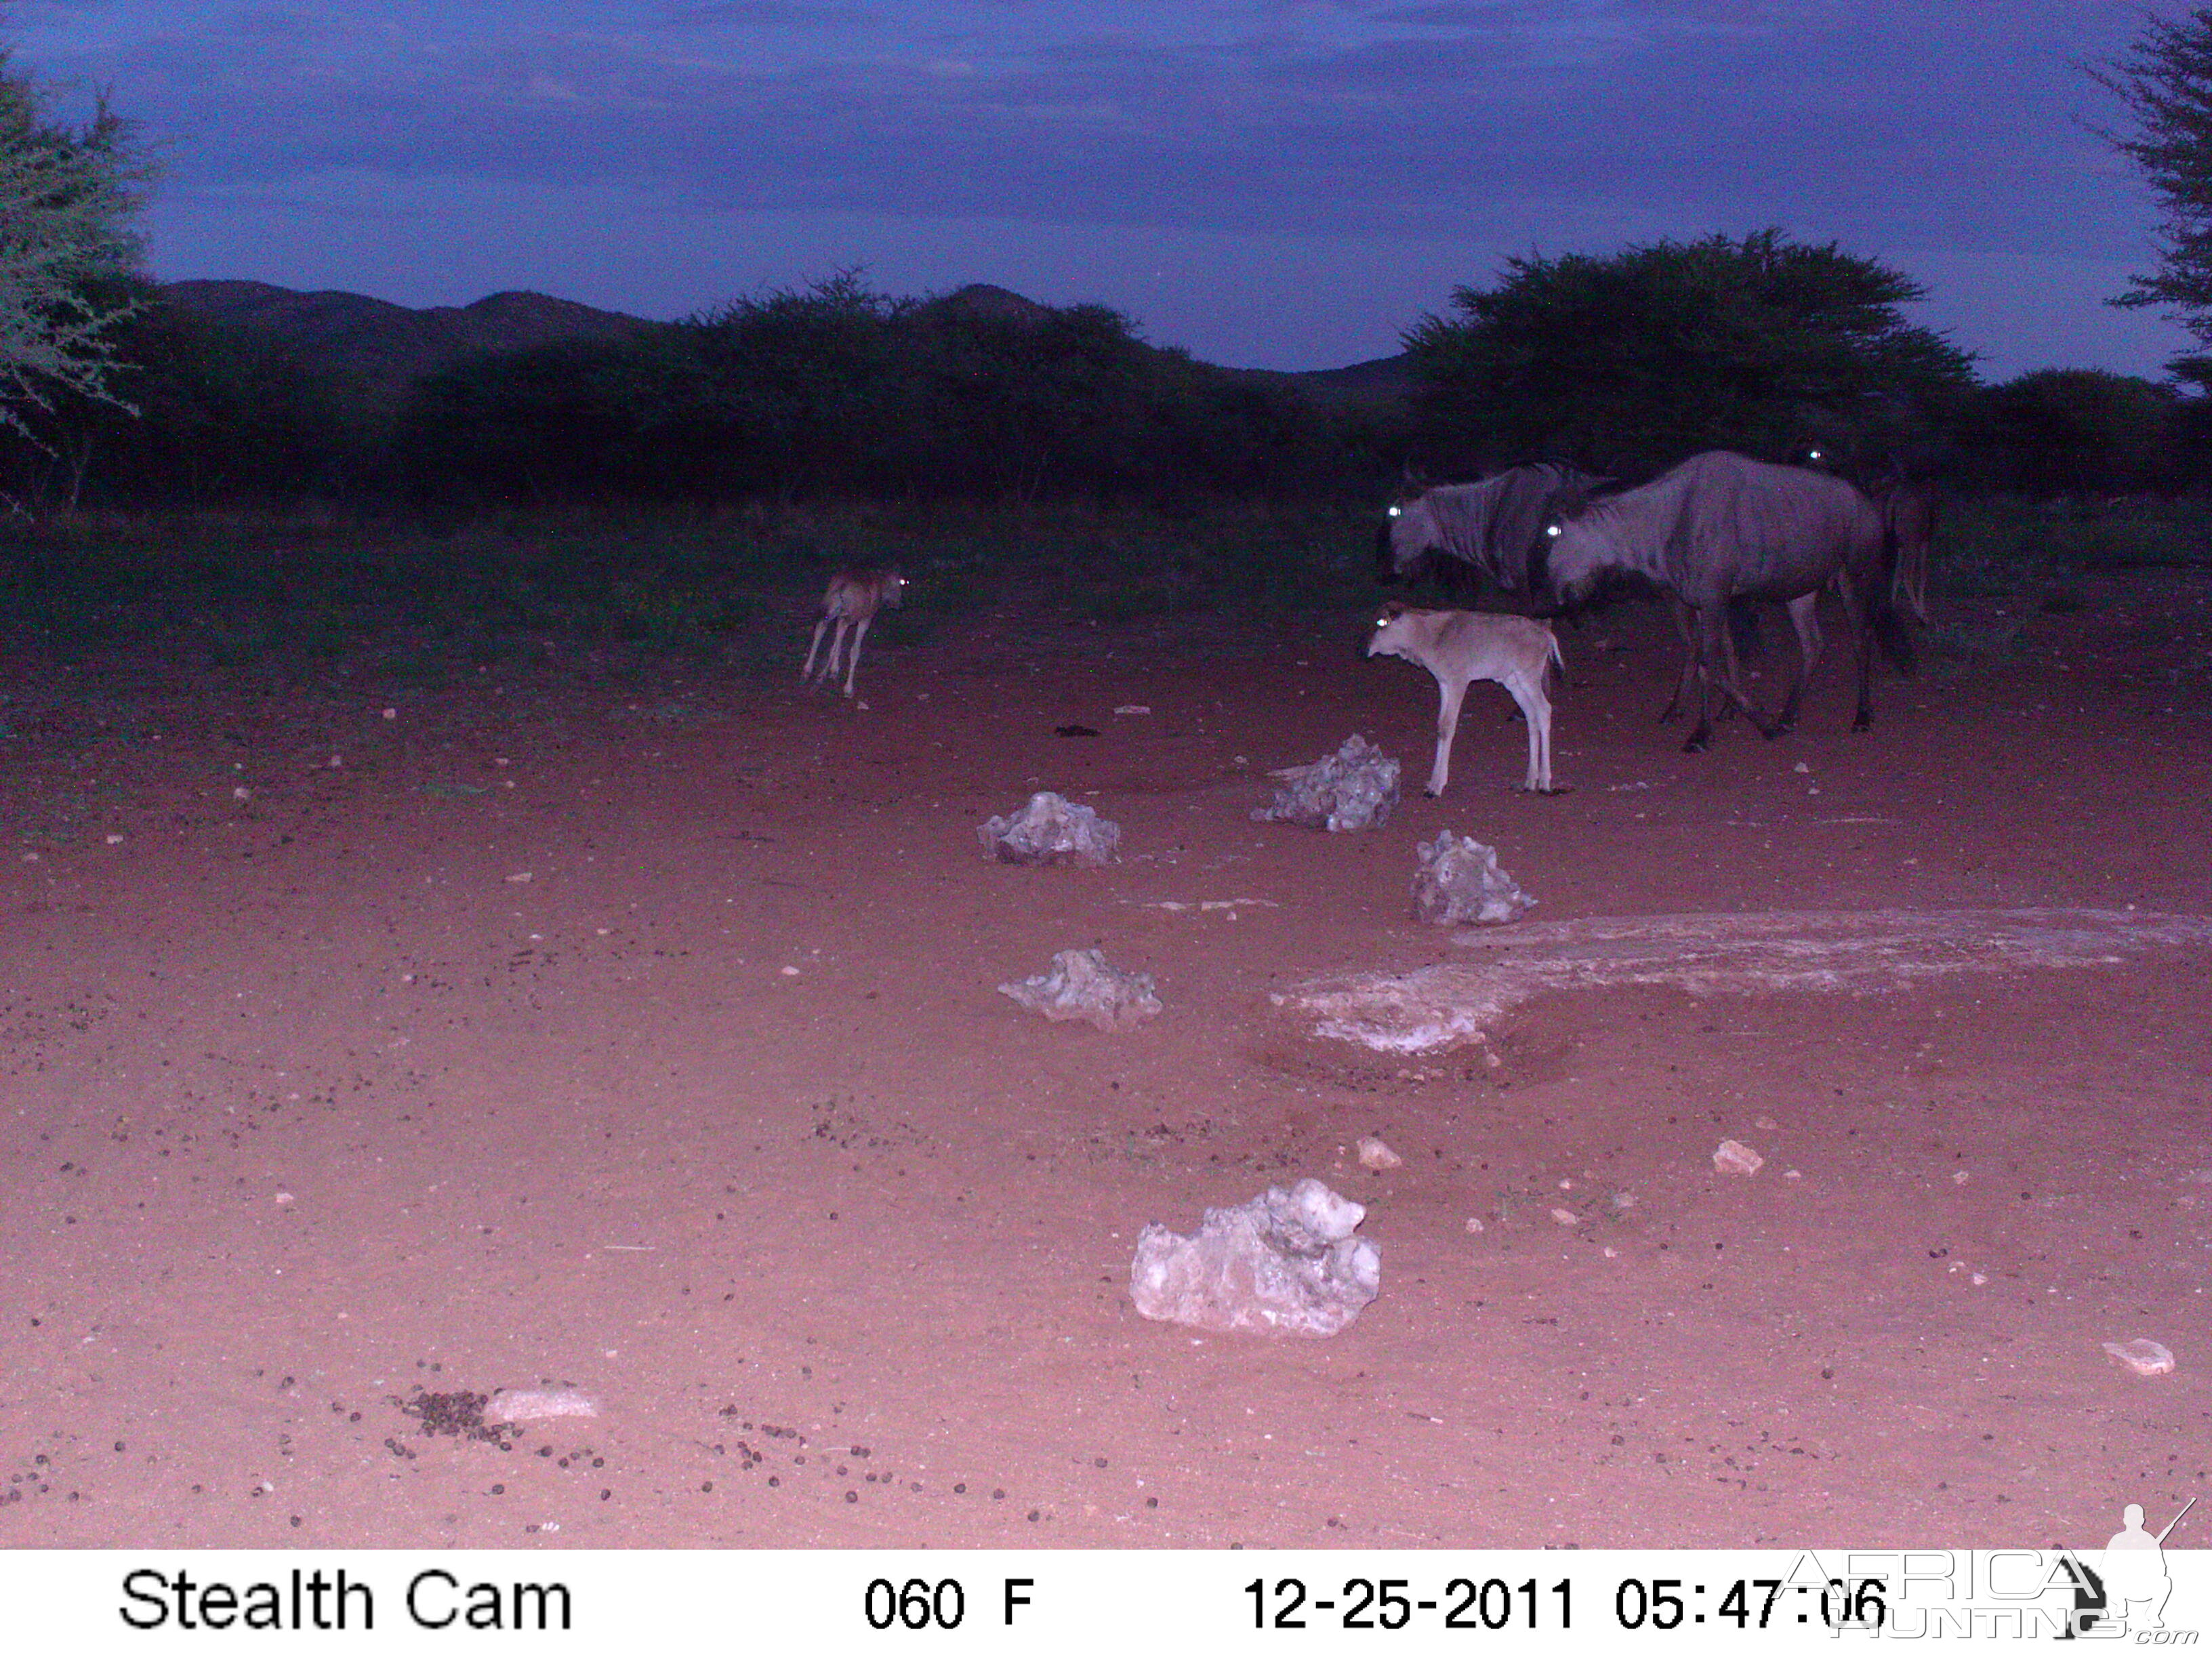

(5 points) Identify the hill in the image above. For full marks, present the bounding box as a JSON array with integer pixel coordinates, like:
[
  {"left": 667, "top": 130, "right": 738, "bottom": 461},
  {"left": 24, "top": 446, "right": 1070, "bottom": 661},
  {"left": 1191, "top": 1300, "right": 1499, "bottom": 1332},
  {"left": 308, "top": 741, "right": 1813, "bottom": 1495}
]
[
  {"left": 158, "top": 281, "right": 661, "bottom": 406},
  {"left": 158, "top": 279, "right": 1412, "bottom": 410}
]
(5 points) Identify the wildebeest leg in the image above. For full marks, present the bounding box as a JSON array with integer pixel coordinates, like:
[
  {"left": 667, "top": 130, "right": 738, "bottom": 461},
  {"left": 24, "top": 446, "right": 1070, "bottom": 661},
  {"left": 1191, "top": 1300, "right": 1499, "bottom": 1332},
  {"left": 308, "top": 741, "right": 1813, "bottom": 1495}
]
[
  {"left": 1507, "top": 675, "right": 1553, "bottom": 792},
  {"left": 1771, "top": 594, "right": 1824, "bottom": 735},
  {"left": 1683, "top": 606, "right": 1721, "bottom": 752},
  {"left": 841, "top": 614, "right": 872, "bottom": 697},
  {"left": 1428, "top": 677, "right": 1466, "bottom": 796},
  {"left": 1660, "top": 596, "right": 1698, "bottom": 723},
  {"left": 823, "top": 617, "right": 851, "bottom": 686},
  {"left": 1706, "top": 602, "right": 1783, "bottom": 740},
  {"left": 804, "top": 615, "right": 832, "bottom": 682},
  {"left": 1852, "top": 593, "right": 1879, "bottom": 731}
]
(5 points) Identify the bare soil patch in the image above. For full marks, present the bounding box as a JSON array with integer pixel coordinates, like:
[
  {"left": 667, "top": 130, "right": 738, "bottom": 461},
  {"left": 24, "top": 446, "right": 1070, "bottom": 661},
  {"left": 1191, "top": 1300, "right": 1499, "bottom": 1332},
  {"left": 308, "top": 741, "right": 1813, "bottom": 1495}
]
[{"left": 1, "top": 569, "right": 2208, "bottom": 1549}]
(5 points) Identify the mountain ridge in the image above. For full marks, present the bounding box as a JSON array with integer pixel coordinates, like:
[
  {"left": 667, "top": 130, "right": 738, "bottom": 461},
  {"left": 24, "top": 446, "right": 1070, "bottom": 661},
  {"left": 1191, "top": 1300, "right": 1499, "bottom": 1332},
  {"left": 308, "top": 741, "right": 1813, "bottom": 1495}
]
[{"left": 157, "top": 279, "right": 1411, "bottom": 406}]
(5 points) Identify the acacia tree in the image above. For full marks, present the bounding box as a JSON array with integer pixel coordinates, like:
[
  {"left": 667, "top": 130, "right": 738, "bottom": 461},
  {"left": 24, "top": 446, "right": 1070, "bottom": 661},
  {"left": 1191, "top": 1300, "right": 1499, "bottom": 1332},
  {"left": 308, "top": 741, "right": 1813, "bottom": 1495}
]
[
  {"left": 1403, "top": 229, "right": 1976, "bottom": 479},
  {"left": 2097, "top": 8, "right": 2212, "bottom": 385},
  {"left": 0, "top": 51, "right": 150, "bottom": 449}
]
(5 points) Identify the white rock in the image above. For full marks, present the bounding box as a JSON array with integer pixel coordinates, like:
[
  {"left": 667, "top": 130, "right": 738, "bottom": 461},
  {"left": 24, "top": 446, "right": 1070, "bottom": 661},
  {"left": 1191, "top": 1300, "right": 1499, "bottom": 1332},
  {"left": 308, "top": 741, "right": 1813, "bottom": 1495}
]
[
  {"left": 1713, "top": 1139, "right": 1765, "bottom": 1176},
  {"left": 1356, "top": 1136, "right": 1404, "bottom": 1171},
  {"left": 2102, "top": 1338, "right": 2175, "bottom": 1377},
  {"left": 492, "top": 1387, "right": 600, "bottom": 1421}
]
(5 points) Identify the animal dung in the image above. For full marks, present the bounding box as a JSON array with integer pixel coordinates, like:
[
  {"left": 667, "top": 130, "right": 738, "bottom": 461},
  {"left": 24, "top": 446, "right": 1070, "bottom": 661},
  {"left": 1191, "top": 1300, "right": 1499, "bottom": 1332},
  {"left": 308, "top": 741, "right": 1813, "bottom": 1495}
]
[
  {"left": 1128, "top": 1179, "right": 1382, "bottom": 1338},
  {"left": 1713, "top": 1139, "right": 1765, "bottom": 1176},
  {"left": 2102, "top": 1338, "right": 2176, "bottom": 1378},
  {"left": 978, "top": 792, "right": 1122, "bottom": 865},
  {"left": 1410, "top": 830, "right": 1536, "bottom": 925},
  {"left": 490, "top": 1387, "right": 600, "bottom": 1422},
  {"left": 1355, "top": 1136, "right": 1404, "bottom": 1170},
  {"left": 1253, "top": 735, "right": 1401, "bottom": 832},
  {"left": 998, "top": 948, "right": 1162, "bottom": 1031}
]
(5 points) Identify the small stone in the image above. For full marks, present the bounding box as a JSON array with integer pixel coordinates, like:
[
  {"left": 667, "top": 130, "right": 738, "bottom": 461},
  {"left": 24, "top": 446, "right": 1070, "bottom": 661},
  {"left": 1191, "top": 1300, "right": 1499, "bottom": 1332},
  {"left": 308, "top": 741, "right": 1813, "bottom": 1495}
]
[
  {"left": 1754, "top": 1115, "right": 1778, "bottom": 1130},
  {"left": 382, "top": 708, "right": 398, "bottom": 720},
  {"left": 232, "top": 786, "right": 251, "bottom": 801},
  {"left": 1549, "top": 1208, "right": 1580, "bottom": 1226},
  {"left": 273, "top": 1192, "right": 295, "bottom": 1207},
  {"left": 1464, "top": 1217, "right": 1485, "bottom": 1233},
  {"left": 104, "top": 834, "right": 125, "bottom": 846},
  {"left": 2102, "top": 1338, "right": 2175, "bottom": 1377},
  {"left": 1356, "top": 1136, "right": 1403, "bottom": 1171},
  {"left": 1713, "top": 1140, "right": 1764, "bottom": 1176},
  {"left": 1952, "top": 1170, "right": 1970, "bottom": 1185},
  {"left": 506, "top": 872, "right": 533, "bottom": 884},
  {"left": 1793, "top": 761, "right": 1810, "bottom": 773}
]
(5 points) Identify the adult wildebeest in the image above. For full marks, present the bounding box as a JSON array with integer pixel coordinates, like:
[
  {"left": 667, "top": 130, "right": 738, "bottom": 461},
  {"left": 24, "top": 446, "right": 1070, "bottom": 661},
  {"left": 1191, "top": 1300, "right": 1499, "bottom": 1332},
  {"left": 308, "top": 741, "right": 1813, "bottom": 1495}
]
[
  {"left": 1798, "top": 448, "right": 1938, "bottom": 623},
  {"left": 1378, "top": 464, "right": 1612, "bottom": 596},
  {"left": 1879, "top": 476, "right": 1937, "bottom": 623},
  {"left": 1532, "top": 451, "right": 1914, "bottom": 752},
  {"left": 1385, "top": 464, "right": 1767, "bottom": 724}
]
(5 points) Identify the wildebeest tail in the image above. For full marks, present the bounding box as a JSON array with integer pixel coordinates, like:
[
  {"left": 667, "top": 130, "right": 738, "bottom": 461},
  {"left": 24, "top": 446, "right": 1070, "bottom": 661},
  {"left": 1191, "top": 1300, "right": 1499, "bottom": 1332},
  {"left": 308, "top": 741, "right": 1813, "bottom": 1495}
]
[{"left": 1866, "top": 580, "right": 1917, "bottom": 677}]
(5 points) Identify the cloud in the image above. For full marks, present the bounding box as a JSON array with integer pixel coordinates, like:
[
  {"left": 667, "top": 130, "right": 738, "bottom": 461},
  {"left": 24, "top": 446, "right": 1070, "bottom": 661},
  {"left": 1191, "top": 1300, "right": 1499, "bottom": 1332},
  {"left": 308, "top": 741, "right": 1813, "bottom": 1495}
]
[{"left": 16, "top": 1, "right": 2180, "bottom": 372}]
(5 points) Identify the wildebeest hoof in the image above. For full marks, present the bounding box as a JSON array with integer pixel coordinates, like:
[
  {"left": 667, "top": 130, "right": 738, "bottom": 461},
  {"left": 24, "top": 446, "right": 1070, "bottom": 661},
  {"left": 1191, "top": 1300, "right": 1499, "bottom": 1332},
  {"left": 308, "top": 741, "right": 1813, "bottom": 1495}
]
[
  {"left": 1851, "top": 714, "right": 1872, "bottom": 732},
  {"left": 1423, "top": 786, "right": 1442, "bottom": 798},
  {"left": 1683, "top": 731, "right": 1713, "bottom": 754},
  {"left": 1657, "top": 707, "right": 1682, "bottom": 724}
]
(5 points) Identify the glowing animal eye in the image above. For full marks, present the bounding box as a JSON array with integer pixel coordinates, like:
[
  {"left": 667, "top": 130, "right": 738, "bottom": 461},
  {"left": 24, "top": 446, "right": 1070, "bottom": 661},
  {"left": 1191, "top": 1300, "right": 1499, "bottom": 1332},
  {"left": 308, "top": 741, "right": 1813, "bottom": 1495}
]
[
  {"left": 1387, "top": 505, "right": 1401, "bottom": 517},
  {"left": 1545, "top": 523, "right": 1561, "bottom": 537}
]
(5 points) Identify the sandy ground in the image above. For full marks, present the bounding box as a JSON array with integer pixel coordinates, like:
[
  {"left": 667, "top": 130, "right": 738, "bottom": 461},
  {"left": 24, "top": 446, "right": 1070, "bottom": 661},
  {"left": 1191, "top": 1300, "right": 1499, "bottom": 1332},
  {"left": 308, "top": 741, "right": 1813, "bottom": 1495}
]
[{"left": 1, "top": 569, "right": 2207, "bottom": 1551}]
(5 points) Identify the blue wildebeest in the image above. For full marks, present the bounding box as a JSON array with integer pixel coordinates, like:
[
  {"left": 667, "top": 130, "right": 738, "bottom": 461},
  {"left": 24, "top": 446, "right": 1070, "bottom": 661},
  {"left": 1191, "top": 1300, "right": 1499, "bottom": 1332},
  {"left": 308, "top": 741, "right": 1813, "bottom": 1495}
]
[
  {"left": 1385, "top": 464, "right": 1771, "bottom": 724},
  {"left": 1800, "top": 448, "right": 1939, "bottom": 624},
  {"left": 1878, "top": 475, "right": 1937, "bottom": 623},
  {"left": 802, "top": 566, "right": 906, "bottom": 697},
  {"left": 1532, "top": 451, "right": 1914, "bottom": 752},
  {"left": 1378, "top": 464, "right": 1612, "bottom": 598},
  {"left": 1366, "top": 601, "right": 1566, "bottom": 795}
]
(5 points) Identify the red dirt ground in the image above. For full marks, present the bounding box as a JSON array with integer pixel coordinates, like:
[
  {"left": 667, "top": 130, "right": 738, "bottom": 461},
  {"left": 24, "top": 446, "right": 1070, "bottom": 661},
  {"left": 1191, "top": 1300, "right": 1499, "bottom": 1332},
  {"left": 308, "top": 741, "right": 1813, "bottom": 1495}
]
[{"left": 1, "top": 570, "right": 2207, "bottom": 1551}]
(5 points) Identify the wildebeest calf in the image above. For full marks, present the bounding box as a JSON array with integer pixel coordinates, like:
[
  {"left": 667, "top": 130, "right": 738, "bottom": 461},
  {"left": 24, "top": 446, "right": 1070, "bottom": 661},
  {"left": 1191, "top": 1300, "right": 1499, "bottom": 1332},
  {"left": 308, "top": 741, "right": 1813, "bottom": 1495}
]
[
  {"left": 802, "top": 567, "right": 906, "bottom": 697},
  {"left": 1365, "top": 601, "right": 1565, "bottom": 796}
]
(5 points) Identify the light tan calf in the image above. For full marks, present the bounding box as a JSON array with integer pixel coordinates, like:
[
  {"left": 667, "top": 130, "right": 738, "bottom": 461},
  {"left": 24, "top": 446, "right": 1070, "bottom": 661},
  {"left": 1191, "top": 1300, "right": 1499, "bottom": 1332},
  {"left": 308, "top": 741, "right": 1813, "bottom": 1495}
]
[
  {"left": 1365, "top": 601, "right": 1564, "bottom": 795},
  {"left": 802, "top": 567, "right": 906, "bottom": 697}
]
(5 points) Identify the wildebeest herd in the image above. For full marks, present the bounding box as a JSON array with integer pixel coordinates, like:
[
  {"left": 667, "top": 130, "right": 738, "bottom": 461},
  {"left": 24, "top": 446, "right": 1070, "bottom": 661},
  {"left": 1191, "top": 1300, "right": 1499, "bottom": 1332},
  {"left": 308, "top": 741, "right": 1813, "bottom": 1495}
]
[
  {"left": 806, "top": 447, "right": 1936, "bottom": 798},
  {"left": 1376, "top": 449, "right": 1935, "bottom": 775}
]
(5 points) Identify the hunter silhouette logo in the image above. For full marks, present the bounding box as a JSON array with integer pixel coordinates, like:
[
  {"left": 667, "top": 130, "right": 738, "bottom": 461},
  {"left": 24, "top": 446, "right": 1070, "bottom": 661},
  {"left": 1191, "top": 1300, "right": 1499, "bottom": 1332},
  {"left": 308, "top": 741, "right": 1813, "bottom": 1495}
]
[{"left": 2094, "top": 1497, "right": 2194, "bottom": 1635}]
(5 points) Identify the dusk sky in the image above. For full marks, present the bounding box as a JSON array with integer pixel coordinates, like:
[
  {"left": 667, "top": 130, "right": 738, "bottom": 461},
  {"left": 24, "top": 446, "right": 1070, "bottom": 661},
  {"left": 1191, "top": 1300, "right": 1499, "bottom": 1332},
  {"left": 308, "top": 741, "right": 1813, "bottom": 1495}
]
[{"left": 14, "top": 1, "right": 2196, "bottom": 381}]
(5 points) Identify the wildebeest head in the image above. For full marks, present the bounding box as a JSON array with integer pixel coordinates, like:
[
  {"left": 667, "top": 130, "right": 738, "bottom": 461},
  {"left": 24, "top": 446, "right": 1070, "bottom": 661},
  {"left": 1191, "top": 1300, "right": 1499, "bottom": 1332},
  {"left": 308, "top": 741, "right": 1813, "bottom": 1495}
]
[
  {"left": 1529, "top": 512, "right": 1612, "bottom": 614},
  {"left": 1365, "top": 598, "right": 1420, "bottom": 661},
  {"left": 1377, "top": 483, "right": 1446, "bottom": 583}
]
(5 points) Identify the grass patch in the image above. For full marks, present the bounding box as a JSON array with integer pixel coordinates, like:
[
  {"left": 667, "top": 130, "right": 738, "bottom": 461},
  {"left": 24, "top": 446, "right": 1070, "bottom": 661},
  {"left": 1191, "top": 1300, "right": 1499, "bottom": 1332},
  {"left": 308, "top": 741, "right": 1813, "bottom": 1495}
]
[
  {"left": 0, "top": 499, "right": 1383, "bottom": 676},
  {"left": 1939, "top": 496, "right": 2212, "bottom": 598}
]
